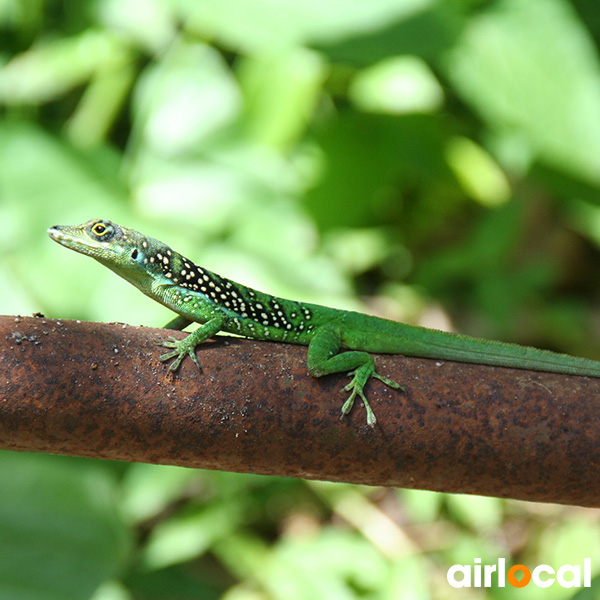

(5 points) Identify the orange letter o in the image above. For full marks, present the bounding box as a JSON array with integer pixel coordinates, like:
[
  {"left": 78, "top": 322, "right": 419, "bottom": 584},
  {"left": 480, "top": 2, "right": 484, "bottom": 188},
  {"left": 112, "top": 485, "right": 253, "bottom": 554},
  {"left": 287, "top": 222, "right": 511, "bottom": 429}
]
[{"left": 508, "top": 565, "right": 531, "bottom": 588}]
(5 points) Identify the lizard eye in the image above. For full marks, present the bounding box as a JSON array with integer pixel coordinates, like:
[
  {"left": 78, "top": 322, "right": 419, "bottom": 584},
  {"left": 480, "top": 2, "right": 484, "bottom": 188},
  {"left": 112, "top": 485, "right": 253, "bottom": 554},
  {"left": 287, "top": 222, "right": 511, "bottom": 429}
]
[
  {"left": 131, "top": 248, "right": 139, "bottom": 260},
  {"left": 91, "top": 221, "right": 115, "bottom": 240}
]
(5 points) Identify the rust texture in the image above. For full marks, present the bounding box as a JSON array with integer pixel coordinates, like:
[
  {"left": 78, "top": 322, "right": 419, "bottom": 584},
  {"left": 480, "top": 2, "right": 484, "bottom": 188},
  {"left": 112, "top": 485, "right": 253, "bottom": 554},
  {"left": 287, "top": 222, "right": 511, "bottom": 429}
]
[{"left": 1, "top": 314, "right": 599, "bottom": 507}]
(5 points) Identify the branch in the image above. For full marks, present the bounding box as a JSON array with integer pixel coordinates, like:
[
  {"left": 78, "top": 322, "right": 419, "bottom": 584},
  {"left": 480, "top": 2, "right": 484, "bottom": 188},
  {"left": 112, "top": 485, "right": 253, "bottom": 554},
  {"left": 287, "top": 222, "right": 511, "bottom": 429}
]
[{"left": 1, "top": 315, "right": 599, "bottom": 507}]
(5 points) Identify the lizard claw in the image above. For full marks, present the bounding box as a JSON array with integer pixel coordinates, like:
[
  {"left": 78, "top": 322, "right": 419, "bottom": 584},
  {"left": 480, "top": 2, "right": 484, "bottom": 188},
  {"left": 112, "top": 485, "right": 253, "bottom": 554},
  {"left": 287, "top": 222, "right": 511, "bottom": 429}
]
[
  {"left": 158, "top": 336, "right": 202, "bottom": 372},
  {"left": 341, "top": 381, "right": 377, "bottom": 427},
  {"left": 340, "top": 368, "right": 377, "bottom": 427},
  {"left": 339, "top": 366, "right": 404, "bottom": 427},
  {"left": 157, "top": 336, "right": 180, "bottom": 349}
]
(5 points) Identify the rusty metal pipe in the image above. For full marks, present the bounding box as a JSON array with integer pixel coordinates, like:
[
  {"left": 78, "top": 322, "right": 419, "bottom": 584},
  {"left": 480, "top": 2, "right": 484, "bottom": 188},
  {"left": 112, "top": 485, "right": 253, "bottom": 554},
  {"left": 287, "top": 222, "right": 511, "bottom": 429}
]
[{"left": 1, "top": 315, "right": 599, "bottom": 506}]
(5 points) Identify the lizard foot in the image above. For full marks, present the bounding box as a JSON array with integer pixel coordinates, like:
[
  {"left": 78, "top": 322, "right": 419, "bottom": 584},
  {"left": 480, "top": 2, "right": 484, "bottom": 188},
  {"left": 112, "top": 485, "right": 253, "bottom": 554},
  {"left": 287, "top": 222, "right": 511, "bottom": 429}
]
[
  {"left": 340, "top": 367, "right": 404, "bottom": 427},
  {"left": 158, "top": 336, "right": 201, "bottom": 372}
]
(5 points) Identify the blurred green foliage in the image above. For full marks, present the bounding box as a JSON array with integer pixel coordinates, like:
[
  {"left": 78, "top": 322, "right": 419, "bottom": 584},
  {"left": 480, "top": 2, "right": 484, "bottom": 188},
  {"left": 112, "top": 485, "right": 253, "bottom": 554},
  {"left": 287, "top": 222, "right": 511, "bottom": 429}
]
[{"left": 2, "top": 0, "right": 600, "bottom": 598}]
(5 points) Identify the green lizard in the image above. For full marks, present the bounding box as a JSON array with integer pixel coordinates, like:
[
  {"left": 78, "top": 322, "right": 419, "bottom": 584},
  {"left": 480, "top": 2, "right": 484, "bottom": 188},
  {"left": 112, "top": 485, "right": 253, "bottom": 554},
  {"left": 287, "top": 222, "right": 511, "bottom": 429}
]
[{"left": 48, "top": 219, "right": 600, "bottom": 426}]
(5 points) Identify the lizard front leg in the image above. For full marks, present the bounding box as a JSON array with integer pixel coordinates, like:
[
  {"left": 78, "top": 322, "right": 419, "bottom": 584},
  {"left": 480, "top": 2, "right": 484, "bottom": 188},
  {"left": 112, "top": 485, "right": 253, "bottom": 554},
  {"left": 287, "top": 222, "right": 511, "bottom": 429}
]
[{"left": 159, "top": 314, "right": 228, "bottom": 372}]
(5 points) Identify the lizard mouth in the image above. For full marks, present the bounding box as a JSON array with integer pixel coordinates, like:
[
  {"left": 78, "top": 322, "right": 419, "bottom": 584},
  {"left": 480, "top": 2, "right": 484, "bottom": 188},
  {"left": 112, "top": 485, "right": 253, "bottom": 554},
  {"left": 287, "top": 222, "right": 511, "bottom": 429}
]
[{"left": 47, "top": 225, "right": 106, "bottom": 258}]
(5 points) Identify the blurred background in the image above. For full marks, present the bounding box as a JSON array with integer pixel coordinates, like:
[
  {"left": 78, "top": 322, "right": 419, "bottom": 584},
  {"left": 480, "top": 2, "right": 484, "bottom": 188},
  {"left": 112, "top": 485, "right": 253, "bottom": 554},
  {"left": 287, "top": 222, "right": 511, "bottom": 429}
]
[{"left": 2, "top": 0, "right": 600, "bottom": 598}]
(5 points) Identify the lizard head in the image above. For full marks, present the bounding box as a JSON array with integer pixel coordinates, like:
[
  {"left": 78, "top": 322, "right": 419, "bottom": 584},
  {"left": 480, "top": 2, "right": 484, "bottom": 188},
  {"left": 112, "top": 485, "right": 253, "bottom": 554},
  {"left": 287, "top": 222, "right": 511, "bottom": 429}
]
[{"left": 47, "top": 219, "right": 176, "bottom": 289}]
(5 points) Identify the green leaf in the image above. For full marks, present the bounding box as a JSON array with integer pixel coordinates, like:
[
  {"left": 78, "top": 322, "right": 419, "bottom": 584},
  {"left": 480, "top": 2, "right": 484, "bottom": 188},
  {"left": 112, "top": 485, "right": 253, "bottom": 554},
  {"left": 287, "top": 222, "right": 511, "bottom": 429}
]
[
  {"left": 0, "top": 453, "right": 131, "bottom": 600},
  {"left": 142, "top": 499, "right": 247, "bottom": 570},
  {"left": 237, "top": 49, "right": 325, "bottom": 150},
  {"left": 318, "top": 1, "right": 463, "bottom": 66},
  {"left": 446, "top": 0, "right": 600, "bottom": 185},
  {"left": 182, "top": 0, "right": 434, "bottom": 53},
  {"left": 350, "top": 55, "right": 444, "bottom": 114},
  {"left": 304, "top": 112, "right": 454, "bottom": 229},
  {"left": 0, "top": 30, "right": 129, "bottom": 104},
  {"left": 445, "top": 494, "right": 504, "bottom": 531},
  {"left": 130, "top": 40, "right": 242, "bottom": 157}
]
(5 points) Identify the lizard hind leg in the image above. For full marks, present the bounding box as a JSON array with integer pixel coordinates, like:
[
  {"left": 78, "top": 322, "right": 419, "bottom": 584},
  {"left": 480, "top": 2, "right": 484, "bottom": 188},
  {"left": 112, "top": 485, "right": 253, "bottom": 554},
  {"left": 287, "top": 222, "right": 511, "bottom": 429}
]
[{"left": 307, "top": 326, "right": 403, "bottom": 427}]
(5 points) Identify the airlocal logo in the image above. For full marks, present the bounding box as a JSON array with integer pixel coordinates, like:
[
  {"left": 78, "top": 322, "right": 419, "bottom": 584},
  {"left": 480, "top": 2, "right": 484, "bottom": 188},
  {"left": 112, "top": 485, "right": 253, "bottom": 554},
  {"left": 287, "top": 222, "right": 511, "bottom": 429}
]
[{"left": 447, "top": 558, "right": 591, "bottom": 588}]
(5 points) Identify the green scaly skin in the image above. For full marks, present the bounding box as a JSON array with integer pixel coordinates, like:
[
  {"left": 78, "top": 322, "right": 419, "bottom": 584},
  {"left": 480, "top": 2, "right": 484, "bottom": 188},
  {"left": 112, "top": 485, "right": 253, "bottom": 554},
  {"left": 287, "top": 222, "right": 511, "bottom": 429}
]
[{"left": 48, "top": 219, "right": 600, "bottom": 427}]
